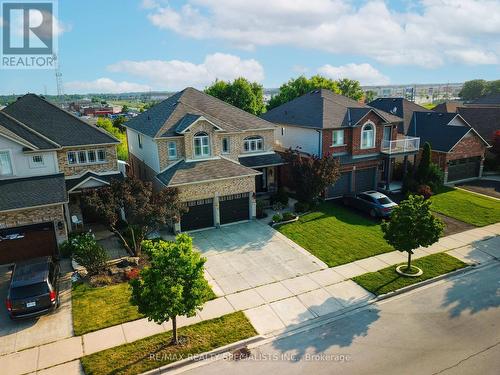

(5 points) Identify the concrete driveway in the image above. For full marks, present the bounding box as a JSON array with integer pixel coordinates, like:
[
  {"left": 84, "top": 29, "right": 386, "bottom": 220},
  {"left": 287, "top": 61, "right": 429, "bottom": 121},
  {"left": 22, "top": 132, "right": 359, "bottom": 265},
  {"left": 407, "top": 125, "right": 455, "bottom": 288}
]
[
  {"left": 190, "top": 221, "right": 374, "bottom": 334},
  {"left": 0, "top": 262, "right": 73, "bottom": 356}
]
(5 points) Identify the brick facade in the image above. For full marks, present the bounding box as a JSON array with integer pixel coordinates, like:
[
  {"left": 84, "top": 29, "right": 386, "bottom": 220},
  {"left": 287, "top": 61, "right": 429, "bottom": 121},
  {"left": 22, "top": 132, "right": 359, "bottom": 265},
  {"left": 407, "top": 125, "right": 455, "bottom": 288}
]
[
  {"left": 57, "top": 145, "right": 119, "bottom": 176},
  {"left": 177, "top": 176, "right": 255, "bottom": 202},
  {"left": 0, "top": 204, "right": 68, "bottom": 244}
]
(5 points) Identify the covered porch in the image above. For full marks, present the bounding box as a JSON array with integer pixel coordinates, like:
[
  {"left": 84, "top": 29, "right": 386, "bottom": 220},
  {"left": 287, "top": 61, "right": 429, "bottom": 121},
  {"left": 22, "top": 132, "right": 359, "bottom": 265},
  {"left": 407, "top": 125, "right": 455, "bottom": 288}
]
[{"left": 238, "top": 153, "right": 285, "bottom": 197}]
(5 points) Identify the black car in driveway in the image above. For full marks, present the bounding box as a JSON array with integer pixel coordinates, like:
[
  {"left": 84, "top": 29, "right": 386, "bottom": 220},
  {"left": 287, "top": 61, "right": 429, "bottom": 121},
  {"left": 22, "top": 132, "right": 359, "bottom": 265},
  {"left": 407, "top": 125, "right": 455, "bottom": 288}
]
[
  {"left": 6, "top": 256, "right": 60, "bottom": 319},
  {"left": 343, "top": 191, "right": 398, "bottom": 218}
]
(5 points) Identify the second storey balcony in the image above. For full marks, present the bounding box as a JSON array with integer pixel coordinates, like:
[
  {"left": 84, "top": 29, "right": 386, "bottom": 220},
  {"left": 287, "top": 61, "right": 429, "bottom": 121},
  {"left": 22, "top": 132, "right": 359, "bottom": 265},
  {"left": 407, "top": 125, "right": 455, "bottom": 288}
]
[{"left": 381, "top": 136, "right": 420, "bottom": 155}]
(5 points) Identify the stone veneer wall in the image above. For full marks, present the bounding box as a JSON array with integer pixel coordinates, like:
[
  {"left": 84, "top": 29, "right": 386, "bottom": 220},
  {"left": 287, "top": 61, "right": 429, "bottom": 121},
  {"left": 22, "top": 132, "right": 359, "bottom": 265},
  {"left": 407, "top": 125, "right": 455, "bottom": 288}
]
[
  {"left": 0, "top": 205, "right": 68, "bottom": 243},
  {"left": 177, "top": 176, "right": 255, "bottom": 202},
  {"left": 57, "top": 145, "right": 118, "bottom": 176}
]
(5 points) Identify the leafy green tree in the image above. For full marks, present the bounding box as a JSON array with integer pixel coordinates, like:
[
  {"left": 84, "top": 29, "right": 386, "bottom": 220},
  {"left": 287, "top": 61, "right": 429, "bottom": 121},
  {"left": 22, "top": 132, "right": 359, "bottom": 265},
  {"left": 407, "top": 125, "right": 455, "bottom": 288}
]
[
  {"left": 336, "top": 78, "right": 364, "bottom": 101},
  {"left": 459, "top": 79, "right": 487, "bottom": 100},
  {"left": 415, "top": 142, "right": 443, "bottom": 192},
  {"left": 84, "top": 178, "right": 186, "bottom": 256},
  {"left": 130, "top": 235, "right": 212, "bottom": 344},
  {"left": 268, "top": 75, "right": 340, "bottom": 110},
  {"left": 382, "top": 195, "right": 444, "bottom": 272},
  {"left": 364, "top": 90, "right": 376, "bottom": 103},
  {"left": 96, "top": 117, "right": 128, "bottom": 160},
  {"left": 205, "top": 78, "right": 265, "bottom": 115},
  {"left": 112, "top": 116, "right": 127, "bottom": 132},
  {"left": 283, "top": 148, "right": 340, "bottom": 204},
  {"left": 121, "top": 104, "right": 129, "bottom": 113},
  {"left": 417, "top": 142, "right": 432, "bottom": 182},
  {"left": 486, "top": 80, "right": 500, "bottom": 95}
]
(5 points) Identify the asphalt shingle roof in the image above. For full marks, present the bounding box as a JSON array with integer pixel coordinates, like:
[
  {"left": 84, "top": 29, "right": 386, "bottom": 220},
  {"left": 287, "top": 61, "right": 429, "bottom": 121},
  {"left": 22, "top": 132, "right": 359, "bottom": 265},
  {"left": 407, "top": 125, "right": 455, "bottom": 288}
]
[
  {"left": 468, "top": 93, "right": 500, "bottom": 105},
  {"left": 238, "top": 153, "right": 284, "bottom": 168},
  {"left": 0, "top": 174, "right": 67, "bottom": 212},
  {"left": 369, "top": 97, "right": 430, "bottom": 134},
  {"left": 157, "top": 158, "right": 260, "bottom": 186},
  {"left": 65, "top": 171, "right": 123, "bottom": 192},
  {"left": 124, "top": 87, "right": 276, "bottom": 138},
  {"left": 457, "top": 107, "right": 500, "bottom": 142},
  {"left": 407, "top": 112, "right": 474, "bottom": 152},
  {"left": 0, "top": 111, "right": 58, "bottom": 150},
  {"left": 262, "top": 89, "right": 402, "bottom": 129},
  {"left": 2, "top": 94, "right": 119, "bottom": 147}
]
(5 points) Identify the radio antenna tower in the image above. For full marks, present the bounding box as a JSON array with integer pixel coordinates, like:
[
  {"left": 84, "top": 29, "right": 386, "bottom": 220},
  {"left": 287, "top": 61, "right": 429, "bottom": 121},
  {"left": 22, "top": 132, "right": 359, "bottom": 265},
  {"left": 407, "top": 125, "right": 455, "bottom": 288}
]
[{"left": 53, "top": 54, "right": 65, "bottom": 99}]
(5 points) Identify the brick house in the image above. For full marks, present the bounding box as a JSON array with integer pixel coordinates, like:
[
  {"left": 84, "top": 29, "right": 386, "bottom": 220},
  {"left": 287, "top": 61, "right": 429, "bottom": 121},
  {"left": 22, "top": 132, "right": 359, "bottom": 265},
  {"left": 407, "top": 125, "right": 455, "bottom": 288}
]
[
  {"left": 123, "top": 87, "right": 283, "bottom": 232},
  {"left": 407, "top": 112, "right": 490, "bottom": 183},
  {"left": 262, "top": 89, "right": 417, "bottom": 197},
  {"left": 0, "top": 94, "right": 122, "bottom": 264}
]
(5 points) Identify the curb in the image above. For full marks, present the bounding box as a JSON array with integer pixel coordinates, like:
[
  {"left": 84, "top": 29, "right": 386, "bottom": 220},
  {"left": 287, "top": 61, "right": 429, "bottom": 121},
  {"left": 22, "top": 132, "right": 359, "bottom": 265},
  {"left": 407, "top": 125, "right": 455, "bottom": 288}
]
[{"left": 140, "top": 335, "right": 266, "bottom": 374}]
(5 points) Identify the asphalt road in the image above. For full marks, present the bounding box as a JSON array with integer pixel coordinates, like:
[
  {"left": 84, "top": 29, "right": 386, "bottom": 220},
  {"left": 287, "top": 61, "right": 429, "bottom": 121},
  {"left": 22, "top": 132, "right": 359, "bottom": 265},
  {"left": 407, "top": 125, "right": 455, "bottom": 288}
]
[{"left": 179, "top": 262, "right": 500, "bottom": 375}]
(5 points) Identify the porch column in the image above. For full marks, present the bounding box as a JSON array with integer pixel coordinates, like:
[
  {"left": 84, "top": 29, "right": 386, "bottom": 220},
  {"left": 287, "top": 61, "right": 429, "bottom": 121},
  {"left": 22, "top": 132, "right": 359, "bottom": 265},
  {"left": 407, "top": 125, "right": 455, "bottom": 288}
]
[
  {"left": 413, "top": 154, "right": 418, "bottom": 177},
  {"left": 250, "top": 193, "right": 256, "bottom": 219},
  {"left": 64, "top": 203, "right": 72, "bottom": 233},
  {"left": 214, "top": 194, "right": 221, "bottom": 228},
  {"left": 174, "top": 220, "right": 181, "bottom": 233},
  {"left": 385, "top": 158, "right": 392, "bottom": 191},
  {"left": 403, "top": 155, "right": 409, "bottom": 177},
  {"left": 479, "top": 156, "right": 484, "bottom": 178}
]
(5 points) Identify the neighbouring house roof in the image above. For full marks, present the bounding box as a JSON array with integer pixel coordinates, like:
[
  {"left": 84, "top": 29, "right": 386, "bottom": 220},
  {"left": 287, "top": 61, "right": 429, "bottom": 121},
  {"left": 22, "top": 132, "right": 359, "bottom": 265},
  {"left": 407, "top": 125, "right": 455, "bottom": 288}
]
[
  {"left": 457, "top": 107, "right": 500, "bottom": 142},
  {"left": 261, "top": 89, "right": 402, "bottom": 129},
  {"left": 407, "top": 112, "right": 488, "bottom": 152},
  {"left": 467, "top": 93, "right": 500, "bottom": 106},
  {"left": 238, "top": 153, "right": 284, "bottom": 168},
  {"left": 0, "top": 174, "right": 67, "bottom": 212},
  {"left": 432, "top": 101, "right": 463, "bottom": 113},
  {"left": 156, "top": 158, "right": 260, "bottom": 187},
  {"left": 124, "top": 87, "right": 276, "bottom": 138},
  {"left": 369, "top": 97, "right": 431, "bottom": 134},
  {"left": 2, "top": 94, "right": 119, "bottom": 147},
  {"left": 65, "top": 171, "right": 123, "bottom": 192},
  {"left": 0, "top": 111, "right": 58, "bottom": 150}
]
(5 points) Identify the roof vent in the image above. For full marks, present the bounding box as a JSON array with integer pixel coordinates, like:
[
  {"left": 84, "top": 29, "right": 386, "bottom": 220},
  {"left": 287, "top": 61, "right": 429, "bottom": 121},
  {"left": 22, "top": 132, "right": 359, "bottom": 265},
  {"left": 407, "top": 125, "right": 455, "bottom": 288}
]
[
  {"left": 426, "top": 113, "right": 431, "bottom": 116},
  {"left": 438, "top": 113, "right": 443, "bottom": 116},
  {"left": 390, "top": 106, "right": 397, "bottom": 114}
]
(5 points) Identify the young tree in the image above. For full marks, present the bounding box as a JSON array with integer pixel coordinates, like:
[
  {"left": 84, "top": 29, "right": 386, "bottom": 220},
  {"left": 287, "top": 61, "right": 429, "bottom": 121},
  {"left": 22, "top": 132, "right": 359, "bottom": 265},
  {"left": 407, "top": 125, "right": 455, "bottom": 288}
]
[
  {"left": 83, "top": 178, "right": 186, "bottom": 256},
  {"left": 205, "top": 78, "right": 265, "bottom": 115},
  {"left": 382, "top": 195, "right": 444, "bottom": 273},
  {"left": 415, "top": 142, "right": 443, "bottom": 192},
  {"left": 283, "top": 148, "right": 340, "bottom": 204},
  {"left": 130, "top": 235, "right": 212, "bottom": 344},
  {"left": 416, "top": 142, "right": 432, "bottom": 182},
  {"left": 336, "top": 78, "right": 364, "bottom": 101}
]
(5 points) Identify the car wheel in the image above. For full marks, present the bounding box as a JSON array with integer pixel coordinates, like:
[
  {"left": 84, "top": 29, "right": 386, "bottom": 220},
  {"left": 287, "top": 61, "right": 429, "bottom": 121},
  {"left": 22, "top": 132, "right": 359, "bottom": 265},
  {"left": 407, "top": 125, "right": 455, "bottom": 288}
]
[{"left": 370, "top": 209, "right": 377, "bottom": 218}]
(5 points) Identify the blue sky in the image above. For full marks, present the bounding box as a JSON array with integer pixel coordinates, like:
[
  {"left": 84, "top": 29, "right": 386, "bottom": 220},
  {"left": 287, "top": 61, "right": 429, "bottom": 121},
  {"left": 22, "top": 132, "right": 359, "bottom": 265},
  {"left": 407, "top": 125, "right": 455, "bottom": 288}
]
[{"left": 1, "top": 0, "right": 499, "bottom": 95}]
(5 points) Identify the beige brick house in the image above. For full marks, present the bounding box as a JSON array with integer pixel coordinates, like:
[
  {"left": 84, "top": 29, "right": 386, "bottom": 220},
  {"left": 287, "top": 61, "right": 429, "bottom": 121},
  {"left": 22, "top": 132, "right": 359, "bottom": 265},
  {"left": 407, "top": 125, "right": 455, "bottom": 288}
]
[
  {"left": 0, "top": 94, "right": 122, "bottom": 264},
  {"left": 124, "top": 87, "right": 283, "bottom": 232}
]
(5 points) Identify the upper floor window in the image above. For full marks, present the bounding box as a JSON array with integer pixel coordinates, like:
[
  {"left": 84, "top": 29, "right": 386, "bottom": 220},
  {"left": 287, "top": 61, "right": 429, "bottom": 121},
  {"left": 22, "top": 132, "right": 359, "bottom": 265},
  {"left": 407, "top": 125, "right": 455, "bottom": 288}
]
[
  {"left": 222, "top": 137, "right": 230, "bottom": 154},
  {"left": 194, "top": 132, "right": 210, "bottom": 157},
  {"left": 244, "top": 136, "right": 263, "bottom": 152},
  {"left": 332, "top": 130, "right": 344, "bottom": 146},
  {"left": 0, "top": 151, "right": 13, "bottom": 176},
  {"left": 168, "top": 141, "right": 177, "bottom": 159},
  {"left": 29, "top": 155, "right": 45, "bottom": 168},
  {"left": 138, "top": 133, "right": 143, "bottom": 149},
  {"left": 67, "top": 149, "right": 107, "bottom": 165},
  {"left": 361, "top": 123, "right": 375, "bottom": 149}
]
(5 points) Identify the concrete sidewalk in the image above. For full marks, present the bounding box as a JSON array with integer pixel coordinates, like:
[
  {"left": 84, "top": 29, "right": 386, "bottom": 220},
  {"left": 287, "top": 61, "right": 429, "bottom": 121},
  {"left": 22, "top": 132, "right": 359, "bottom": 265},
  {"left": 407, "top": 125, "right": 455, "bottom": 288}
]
[{"left": 2, "top": 223, "right": 499, "bottom": 375}]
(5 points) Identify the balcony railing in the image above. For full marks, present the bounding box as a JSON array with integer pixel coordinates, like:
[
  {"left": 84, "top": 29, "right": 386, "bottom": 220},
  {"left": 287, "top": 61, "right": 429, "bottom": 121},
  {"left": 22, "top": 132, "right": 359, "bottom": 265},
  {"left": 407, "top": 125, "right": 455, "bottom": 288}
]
[{"left": 381, "top": 137, "right": 420, "bottom": 155}]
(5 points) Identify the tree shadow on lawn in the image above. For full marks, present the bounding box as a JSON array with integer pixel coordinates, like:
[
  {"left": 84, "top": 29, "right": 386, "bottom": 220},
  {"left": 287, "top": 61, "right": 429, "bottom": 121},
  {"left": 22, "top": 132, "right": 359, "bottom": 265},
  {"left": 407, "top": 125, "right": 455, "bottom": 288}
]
[
  {"left": 441, "top": 263, "right": 499, "bottom": 318},
  {"left": 272, "top": 296, "right": 380, "bottom": 360}
]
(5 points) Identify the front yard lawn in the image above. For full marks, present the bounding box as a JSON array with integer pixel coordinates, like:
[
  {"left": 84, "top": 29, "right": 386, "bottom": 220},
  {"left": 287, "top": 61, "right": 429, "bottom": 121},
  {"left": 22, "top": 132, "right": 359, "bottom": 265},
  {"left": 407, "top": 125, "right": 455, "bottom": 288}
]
[
  {"left": 80, "top": 312, "right": 256, "bottom": 375},
  {"left": 430, "top": 187, "right": 500, "bottom": 227},
  {"left": 278, "top": 202, "right": 394, "bottom": 267},
  {"left": 352, "top": 253, "right": 467, "bottom": 296},
  {"left": 72, "top": 282, "right": 217, "bottom": 336}
]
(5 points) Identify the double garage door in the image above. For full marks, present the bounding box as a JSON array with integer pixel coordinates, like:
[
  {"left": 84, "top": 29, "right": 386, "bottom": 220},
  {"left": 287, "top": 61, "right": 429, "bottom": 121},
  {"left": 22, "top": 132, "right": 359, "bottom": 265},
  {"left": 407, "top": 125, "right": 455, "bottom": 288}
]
[
  {"left": 0, "top": 222, "right": 57, "bottom": 265},
  {"left": 447, "top": 157, "right": 480, "bottom": 182},
  {"left": 180, "top": 193, "right": 250, "bottom": 232},
  {"left": 326, "top": 167, "right": 377, "bottom": 199}
]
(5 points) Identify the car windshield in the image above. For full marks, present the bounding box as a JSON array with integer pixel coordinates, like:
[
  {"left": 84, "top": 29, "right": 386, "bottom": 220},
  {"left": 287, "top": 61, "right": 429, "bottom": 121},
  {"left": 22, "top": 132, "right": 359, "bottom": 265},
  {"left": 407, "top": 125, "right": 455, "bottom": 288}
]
[
  {"left": 10, "top": 282, "right": 48, "bottom": 299},
  {"left": 377, "top": 197, "right": 392, "bottom": 205}
]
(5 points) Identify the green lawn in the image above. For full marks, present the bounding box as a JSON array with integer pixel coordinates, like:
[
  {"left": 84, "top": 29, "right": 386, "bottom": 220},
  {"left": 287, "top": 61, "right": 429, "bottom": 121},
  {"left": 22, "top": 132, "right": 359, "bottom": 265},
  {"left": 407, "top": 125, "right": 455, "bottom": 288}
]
[
  {"left": 278, "top": 202, "right": 394, "bottom": 267},
  {"left": 72, "top": 282, "right": 217, "bottom": 336},
  {"left": 352, "top": 253, "right": 467, "bottom": 296},
  {"left": 80, "top": 312, "right": 256, "bottom": 375},
  {"left": 430, "top": 187, "right": 500, "bottom": 227}
]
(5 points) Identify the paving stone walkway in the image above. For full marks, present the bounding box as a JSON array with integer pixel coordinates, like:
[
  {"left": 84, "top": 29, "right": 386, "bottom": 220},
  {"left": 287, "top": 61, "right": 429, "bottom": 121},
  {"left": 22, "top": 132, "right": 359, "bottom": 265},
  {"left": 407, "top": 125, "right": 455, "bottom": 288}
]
[{"left": 1, "top": 222, "right": 499, "bottom": 375}]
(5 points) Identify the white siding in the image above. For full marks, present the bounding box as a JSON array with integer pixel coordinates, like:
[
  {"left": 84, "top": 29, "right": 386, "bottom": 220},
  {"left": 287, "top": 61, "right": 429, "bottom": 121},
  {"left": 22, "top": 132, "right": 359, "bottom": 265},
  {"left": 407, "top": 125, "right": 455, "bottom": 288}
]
[
  {"left": 126, "top": 128, "right": 160, "bottom": 172},
  {"left": 274, "top": 125, "right": 320, "bottom": 155},
  {"left": 0, "top": 135, "right": 58, "bottom": 178}
]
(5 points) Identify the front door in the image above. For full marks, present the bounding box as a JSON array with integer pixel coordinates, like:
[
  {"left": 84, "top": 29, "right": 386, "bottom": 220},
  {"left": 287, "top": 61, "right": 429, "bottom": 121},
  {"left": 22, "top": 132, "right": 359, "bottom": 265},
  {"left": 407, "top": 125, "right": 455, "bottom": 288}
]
[{"left": 255, "top": 168, "right": 268, "bottom": 193}]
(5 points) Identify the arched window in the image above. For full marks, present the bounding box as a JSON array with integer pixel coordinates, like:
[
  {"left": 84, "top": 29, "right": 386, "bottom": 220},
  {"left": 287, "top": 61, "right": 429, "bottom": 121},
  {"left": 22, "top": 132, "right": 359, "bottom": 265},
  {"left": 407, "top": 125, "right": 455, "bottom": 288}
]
[
  {"left": 361, "top": 123, "right": 375, "bottom": 149},
  {"left": 194, "top": 132, "right": 210, "bottom": 157},
  {"left": 244, "top": 136, "right": 264, "bottom": 152}
]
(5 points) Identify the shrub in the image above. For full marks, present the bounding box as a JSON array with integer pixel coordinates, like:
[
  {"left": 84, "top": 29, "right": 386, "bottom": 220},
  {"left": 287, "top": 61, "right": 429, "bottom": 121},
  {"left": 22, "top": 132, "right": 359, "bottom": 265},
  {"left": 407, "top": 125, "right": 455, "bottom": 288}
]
[
  {"left": 282, "top": 212, "right": 296, "bottom": 221},
  {"left": 60, "top": 232, "right": 96, "bottom": 258},
  {"left": 426, "top": 164, "right": 444, "bottom": 192},
  {"left": 272, "top": 214, "right": 282, "bottom": 223},
  {"left": 417, "top": 184, "right": 433, "bottom": 200},
  {"left": 89, "top": 274, "right": 113, "bottom": 287},
  {"left": 71, "top": 234, "right": 109, "bottom": 276},
  {"left": 272, "top": 188, "right": 289, "bottom": 206},
  {"left": 294, "top": 201, "right": 310, "bottom": 213},
  {"left": 256, "top": 199, "right": 266, "bottom": 218},
  {"left": 124, "top": 268, "right": 140, "bottom": 280},
  {"left": 272, "top": 202, "right": 285, "bottom": 211}
]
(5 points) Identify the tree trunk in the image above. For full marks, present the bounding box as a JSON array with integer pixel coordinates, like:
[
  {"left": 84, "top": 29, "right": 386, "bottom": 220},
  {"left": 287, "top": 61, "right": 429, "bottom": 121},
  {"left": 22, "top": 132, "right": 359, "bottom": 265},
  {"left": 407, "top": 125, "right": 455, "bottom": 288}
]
[
  {"left": 111, "top": 225, "right": 134, "bottom": 256},
  {"left": 407, "top": 251, "right": 412, "bottom": 271},
  {"left": 171, "top": 316, "right": 178, "bottom": 345}
]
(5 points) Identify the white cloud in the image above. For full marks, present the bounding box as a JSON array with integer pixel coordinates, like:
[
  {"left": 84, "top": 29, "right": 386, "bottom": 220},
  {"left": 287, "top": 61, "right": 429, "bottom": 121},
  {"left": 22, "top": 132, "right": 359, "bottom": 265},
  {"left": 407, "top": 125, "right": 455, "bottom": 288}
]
[
  {"left": 64, "top": 78, "right": 151, "bottom": 94},
  {"left": 107, "top": 53, "right": 264, "bottom": 90},
  {"left": 144, "top": 0, "right": 500, "bottom": 68},
  {"left": 318, "top": 63, "right": 390, "bottom": 85}
]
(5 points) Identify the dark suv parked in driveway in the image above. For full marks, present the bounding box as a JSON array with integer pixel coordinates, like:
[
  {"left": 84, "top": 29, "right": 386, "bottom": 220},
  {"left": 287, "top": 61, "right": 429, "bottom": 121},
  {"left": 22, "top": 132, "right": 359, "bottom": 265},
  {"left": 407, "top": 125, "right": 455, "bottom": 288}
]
[{"left": 6, "top": 256, "right": 60, "bottom": 319}]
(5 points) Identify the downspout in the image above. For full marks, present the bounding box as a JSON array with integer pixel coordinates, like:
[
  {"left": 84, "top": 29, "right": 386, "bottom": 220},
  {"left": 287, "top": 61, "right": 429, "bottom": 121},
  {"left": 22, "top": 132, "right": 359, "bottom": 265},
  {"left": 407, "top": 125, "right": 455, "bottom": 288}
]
[{"left": 318, "top": 130, "right": 323, "bottom": 156}]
